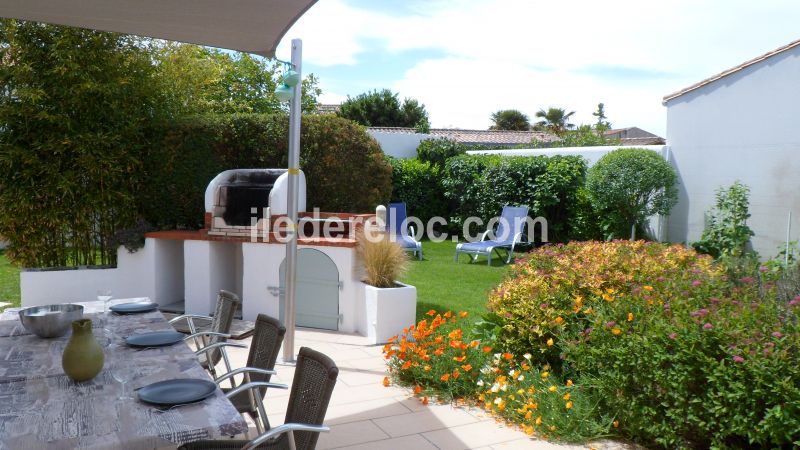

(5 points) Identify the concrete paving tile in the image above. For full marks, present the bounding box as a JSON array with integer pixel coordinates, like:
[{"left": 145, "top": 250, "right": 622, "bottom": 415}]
[
  {"left": 372, "top": 405, "right": 480, "bottom": 438},
  {"left": 422, "top": 419, "right": 534, "bottom": 449},
  {"left": 316, "top": 420, "right": 390, "bottom": 449},
  {"left": 330, "top": 433, "right": 439, "bottom": 450},
  {"left": 324, "top": 397, "right": 415, "bottom": 426}
]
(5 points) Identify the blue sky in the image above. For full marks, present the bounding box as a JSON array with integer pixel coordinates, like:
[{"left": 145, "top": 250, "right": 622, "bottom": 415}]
[{"left": 277, "top": 0, "right": 800, "bottom": 136}]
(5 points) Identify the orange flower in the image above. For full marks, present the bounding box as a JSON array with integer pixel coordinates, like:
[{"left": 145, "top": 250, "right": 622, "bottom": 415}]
[
  {"left": 382, "top": 377, "right": 390, "bottom": 387},
  {"left": 566, "top": 379, "right": 573, "bottom": 387},
  {"left": 562, "top": 393, "right": 570, "bottom": 401},
  {"left": 426, "top": 309, "right": 436, "bottom": 316},
  {"left": 612, "top": 328, "right": 622, "bottom": 335},
  {"left": 452, "top": 369, "right": 460, "bottom": 380},
  {"left": 401, "top": 361, "right": 412, "bottom": 370},
  {"left": 459, "top": 311, "right": 469, "bottom": 318},
  {"left": 554, "top": 316, "right": 564, "bottom": 325},
  {"left": 546, "top": 338, "right": 554, "bottom": 347},
  {"left": 470, "top": 340, "right": 479, "bottom": 348},
  {"left": 453, "top": 355, "right": 466, "bottom": 363},
  {"left": 414, "top": 385, "right": 421, "bottom": 395},
  {"left": 483, "top": 345, "right": 493, "bottom": 353},
  {"left": 628, "top": 312, "right": 634, "bottom": 322},
  {"left": 422, "top": 396, "right": 429, "bottom": 405},
  {"left": 448, "top": 329, "right": 463, "bottom": 340},
  {"left": 440, "top": 373, "right": 450, "bottom": 382},
  {"left": 503, "top": 352, "right": 513, "bottom": 360},
  {"left": 613, "top": 420, "right": 619, "bottom": 428},
  {"left": 462, "top": 364, "right": 472, "bottom": 372},
  {"left": 565, "top": 401, "right": 573, "bottom": 409},
  {"left": 444, "top": 311, "right": 452, "bottom": 318},
  {"left": 434, "top": 348, "right": 444, "bottom": 356}
]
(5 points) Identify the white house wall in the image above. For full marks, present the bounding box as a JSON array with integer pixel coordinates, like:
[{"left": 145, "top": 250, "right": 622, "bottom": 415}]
[
  {"left": 368, "top": 130, "right": 432, "bottom": 159},
  {"left": 665, "top": 46, "right": 800, "bottom": 256}
]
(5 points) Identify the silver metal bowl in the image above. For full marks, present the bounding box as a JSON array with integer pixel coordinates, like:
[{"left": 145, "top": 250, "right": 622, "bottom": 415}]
[{"left": 18, "top": 304, "right": 84, "bottom": 338}]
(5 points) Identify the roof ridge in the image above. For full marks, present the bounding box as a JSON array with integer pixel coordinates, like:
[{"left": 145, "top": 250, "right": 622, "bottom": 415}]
[{"left": 663, "top": 37, "right": 800, "bottom": 104}]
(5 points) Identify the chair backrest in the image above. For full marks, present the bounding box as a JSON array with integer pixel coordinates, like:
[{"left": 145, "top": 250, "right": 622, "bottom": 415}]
[
  {"left": 493, "top": 206, "right": 529, "bottom": 244},
  {"left": 284, "top": 347, "right": 339, "bottom": 450},
  {"left": 247, "top": 313, "right": 286, "bottom": 383},
  {"left": 207, "top": 289, "right": 241, "bottom": 365},
  {"left": 387, "top": 202, "right": 410, "bottom": 238}
]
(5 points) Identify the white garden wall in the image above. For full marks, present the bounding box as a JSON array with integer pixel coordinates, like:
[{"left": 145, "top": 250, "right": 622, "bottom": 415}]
[
  {"left": 367, "top": 129, "right": 432, "bottom": 158},
  {"left": 665, "top": 44, "right": 800, "bottom": 257}
]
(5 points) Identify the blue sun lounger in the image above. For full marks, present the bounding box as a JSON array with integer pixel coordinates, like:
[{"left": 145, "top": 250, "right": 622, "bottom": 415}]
[
  {"left": 387, "top": 202, "right": 423, "bottom": 260},
  {"left": 455, "top": 206, "right": 529, "bottom": 265}
]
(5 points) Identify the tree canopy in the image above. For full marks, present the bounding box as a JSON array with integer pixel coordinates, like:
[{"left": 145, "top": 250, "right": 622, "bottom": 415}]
[
  {"left": 489, "top": 109, "right": 530, "bottom": 131},
  {"left": 337, "top": 89, "right": 430, "bottom": 131},
  {"left": 534, "top": 107, "right": 575, "bottom": 135}
]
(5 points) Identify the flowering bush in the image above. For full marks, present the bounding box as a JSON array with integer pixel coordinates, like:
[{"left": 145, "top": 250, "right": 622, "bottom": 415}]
[
  {"left": 385, "top": 242, "right": 800, "bottom": 448},
  {"left": 487, "top": 240, "right": 725, "bottom": 363}
]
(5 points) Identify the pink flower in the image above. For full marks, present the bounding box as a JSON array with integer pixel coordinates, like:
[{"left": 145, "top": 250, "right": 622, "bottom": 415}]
[
  {"left": 605, "top": 321, "right": 616, "bottom": 328},
  {"left": 703, "top": 323, "right": 713, "bottom": 330},
  {"left": 692, "top": 280, "right": 702, "bottom": 287},
  {"left": 732, "top": 355, "right": 745, "bottom": 363},
  {"left": 740, "top": 276, "right": 755, "bottom": 284},
  {"left": 759, "top": 265, "right": 769, "bottom": 273},
  {"left": 772, "top": 331, "right": 783, "bottom": 339},
  {"left": 668, "top": 333, "right": 677, "bottom": 340}
]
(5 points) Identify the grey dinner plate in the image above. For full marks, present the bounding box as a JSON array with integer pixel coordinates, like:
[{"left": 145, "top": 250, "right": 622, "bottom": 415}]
[
  {"left": 137, "top": 379, "right": 217, "bottom": 406},
  {"left": 126, "top": 331, "right": 184, "bottom": 347},
  {"left": 110, "top": 302, "right": 159, "bottom": 314}
]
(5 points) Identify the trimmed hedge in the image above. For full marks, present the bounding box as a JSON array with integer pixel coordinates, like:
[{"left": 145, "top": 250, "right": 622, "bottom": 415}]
[
  {"left": 142, "top": 114, "right": 392, "bottom": 230},
  {"left": 387, "top": 158, "right": 448, "bottom": 226},
  {"left": 442, "top": 154, "right": 587, "bottom": 241}
]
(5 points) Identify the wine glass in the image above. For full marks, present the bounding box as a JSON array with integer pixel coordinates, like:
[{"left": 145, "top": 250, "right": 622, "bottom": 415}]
[{"left": 110, "top": 362, "right": 134, "bottom": 400}]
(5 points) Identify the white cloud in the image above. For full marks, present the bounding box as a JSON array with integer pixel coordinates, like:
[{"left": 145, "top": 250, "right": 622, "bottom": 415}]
[{"left": 280, "top": 0, "right": 800, "bottom": 135}]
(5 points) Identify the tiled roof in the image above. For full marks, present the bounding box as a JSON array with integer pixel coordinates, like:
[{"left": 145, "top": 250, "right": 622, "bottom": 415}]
[
  {"left": 618, "top": 137, "right": 666, "bottom": 145},
  {"left": 663, "top": 38, "right": 800, "bottom": 104},
  {"left": 368, "top": 127, "right": 559, "bottom": 145},
  {"left": 604, "top": 127, "right": 660, "bottom": 140}
]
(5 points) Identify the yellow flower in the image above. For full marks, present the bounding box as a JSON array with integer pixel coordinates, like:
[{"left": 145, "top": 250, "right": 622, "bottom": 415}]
[
  {"left": 643, "top": 285, "right": 653, "bottom": 291},
  {"left": 612, "top": 328, "right": 622, "bottom": 335},
  {"left": 562, "top": 393, "right": 570, "bottom": 401},
  {"left": 535, "top": 416, "right": 542, "bottom": 425},
  {"left": 541, "top": 371, "right": 549, "bottom": 379},
  {"left": 548, "top": 385, "right": 557, "bottom": 392},
  {"left": 566, "top": 401, "right": 573, "bottom": 409},
  {"left": 566, "top": 379, "right": 573, "bottom": 387},
  {"left": 546, "top": 338, "right": 554, "bottom": 347},
  {"left": 613, "top": 420, "right": 620, "bottom": 428},
  {"left": 525, "top": 410, "right": 532, "bottom": 420},
  {"left": 628, "top": 312, "right": 634, "bottom": 322},
  {"left": 549, "top": 425, "right": 556, "bottom": 431},
  {"left": 524, "top": 425, "right": 534, "bottom": 435},
  {"left": 554, "top": 316, "right": 564, "bottom": 325}
]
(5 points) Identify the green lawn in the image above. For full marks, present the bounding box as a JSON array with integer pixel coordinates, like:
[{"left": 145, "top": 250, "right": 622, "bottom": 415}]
[
  {"left": 0, "top": 250, "right": 20, "bottom": 310},
  {"left": 401, "top": 240, "right": 512, "bottom": 321},
  {"left": 0, "top": 241, "right": 512, "bottom": 318}
]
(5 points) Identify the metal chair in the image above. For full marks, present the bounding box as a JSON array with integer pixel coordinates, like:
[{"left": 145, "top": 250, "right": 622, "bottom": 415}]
[
  {"left": 455, "top": 205, "right": 529, "bottom": 265},
  {"left": 178, "top": 346, "right": 339, "bottom": 450},
  {"left": 170, "top": 289, "right": 241, "bottom": 378},
  {"left": 206, "top": 314, "right": 286, "bottom": 434},
  {"left": 387, "top": 202, "right": 423, "bottom": 260}
]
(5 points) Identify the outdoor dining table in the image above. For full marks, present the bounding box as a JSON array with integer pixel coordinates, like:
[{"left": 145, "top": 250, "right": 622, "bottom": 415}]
[{"left": 0, "top": 300, "right": 248, "bottom": 449}]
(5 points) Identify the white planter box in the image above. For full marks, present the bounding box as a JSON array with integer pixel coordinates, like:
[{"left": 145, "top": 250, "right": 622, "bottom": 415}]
[{"left": 364, "top": 281, "right": 417, "bottom": 345}]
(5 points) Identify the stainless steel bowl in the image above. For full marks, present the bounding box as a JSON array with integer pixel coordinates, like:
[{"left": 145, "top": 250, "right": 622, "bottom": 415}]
[{"left": 18, "top": 304, "right": 84, "bottom": 338}]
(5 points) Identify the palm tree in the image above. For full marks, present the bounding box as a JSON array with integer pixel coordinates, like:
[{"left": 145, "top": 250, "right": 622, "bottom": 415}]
[{"left": 534, "top": 107, "right": 576, "bottom": 135}]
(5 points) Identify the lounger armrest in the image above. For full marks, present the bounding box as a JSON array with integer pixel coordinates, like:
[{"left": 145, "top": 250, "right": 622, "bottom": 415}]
[
  {"left": 214, "top": 367, "right": 277, "bottom": 386},
  {"left": 244, "top": 423, "right": 330, "bottom": 450},
  {"left": 480, "top": 230, "right": 491, "bottom": 241}
]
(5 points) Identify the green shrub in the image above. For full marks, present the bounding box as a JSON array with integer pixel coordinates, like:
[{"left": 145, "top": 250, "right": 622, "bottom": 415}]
[
  {"left": 586, "top": 148, "right": 678, "bottom": 240},
  {"left": 144, "top": 114, "right": 393, "bottom": 230},
  {"left": 416, "top": 138, "right": 467, "bottom": 167},
  {"left": 388, "top": 158, "right": 448, "bottom": 228},
  {"left": 442, "top": 154, "right": 587, "bottom": 241},
  {"left": 489, "top": 241, "right": 800, "bottom": 448},
  {"left": 693, "top": 181, "right": 754, "bottom": 258}
]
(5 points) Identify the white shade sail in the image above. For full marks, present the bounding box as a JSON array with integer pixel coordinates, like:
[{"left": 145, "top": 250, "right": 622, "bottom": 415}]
[{"left": 0, "top": 0, "right": 317, "bottom": 56}]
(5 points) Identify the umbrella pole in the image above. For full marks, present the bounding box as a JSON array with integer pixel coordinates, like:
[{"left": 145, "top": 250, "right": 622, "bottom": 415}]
[{"left": 283, "top": 38, "right": 302, "bottom": 363}]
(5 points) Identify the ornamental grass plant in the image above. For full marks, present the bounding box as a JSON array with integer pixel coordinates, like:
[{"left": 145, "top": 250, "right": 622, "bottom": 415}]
[{"left": 356, "top": 230, "right": 409, "bottom": 288}]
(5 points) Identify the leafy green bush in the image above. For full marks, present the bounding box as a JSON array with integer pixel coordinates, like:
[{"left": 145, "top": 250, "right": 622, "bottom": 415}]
[
  {"left": 145, "top": 114, "right": 392, "bottom": 230},
  {"left": 442, "top": 155, "right": 587, "bottom": 241},
  {"left": 586, "top": 148, "right": 678, "bottom": 239},
  {"left": 489, "top": 241, "right": 800, "bottom": 448},
  {"left": 416, "top": 138, "right": 467, "bottom": 167},
  {"left": 693, "top": 181, "right": 754, "bottom": 258},
  {"left": 388, "top": 158, "right": 448, "bottom": 227}
]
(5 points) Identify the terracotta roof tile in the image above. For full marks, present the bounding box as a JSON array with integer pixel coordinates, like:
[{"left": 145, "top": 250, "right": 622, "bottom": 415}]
[{"left": 368, "top": 127, "right": 559, "bottom": 145}]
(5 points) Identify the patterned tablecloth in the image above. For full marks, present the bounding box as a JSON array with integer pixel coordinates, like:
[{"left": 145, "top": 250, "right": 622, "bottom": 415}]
[{"left": 0, "top": 301, "right": 247, "bottom": 449}]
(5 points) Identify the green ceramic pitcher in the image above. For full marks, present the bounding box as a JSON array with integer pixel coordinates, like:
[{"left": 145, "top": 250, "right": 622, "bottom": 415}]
[{"left": 62, "top": 319, "right": 104, "bottom": 382}]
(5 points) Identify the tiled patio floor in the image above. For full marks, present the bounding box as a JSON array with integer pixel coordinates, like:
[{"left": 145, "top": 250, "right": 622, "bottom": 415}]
[{"left": 219, "top": 328, "right": 632, "bottom": 450}]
